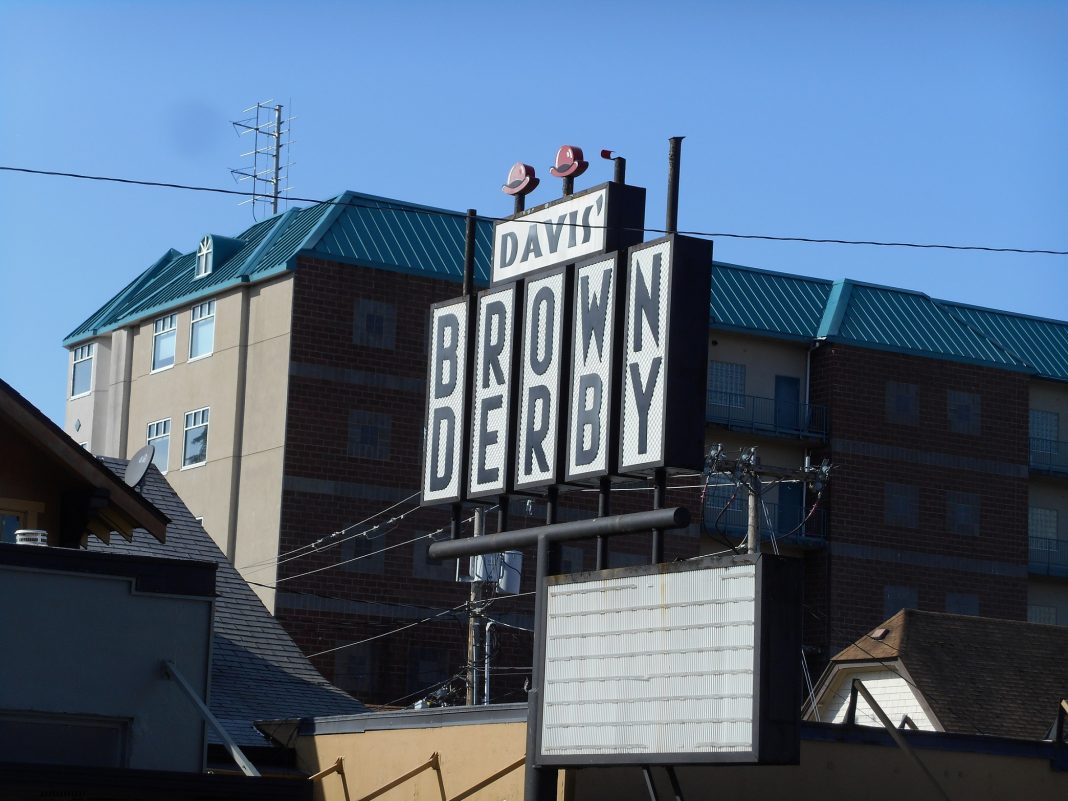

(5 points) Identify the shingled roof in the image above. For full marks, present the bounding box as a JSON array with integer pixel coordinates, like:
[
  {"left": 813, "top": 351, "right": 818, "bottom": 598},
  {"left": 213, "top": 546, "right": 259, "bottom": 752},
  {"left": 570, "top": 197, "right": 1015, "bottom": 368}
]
[
  {"left": 830, "top": 609, "right": 1068, "bottom": 740},
  {"left": 87, "top": 457, "right": 368, "bottom": 746}
]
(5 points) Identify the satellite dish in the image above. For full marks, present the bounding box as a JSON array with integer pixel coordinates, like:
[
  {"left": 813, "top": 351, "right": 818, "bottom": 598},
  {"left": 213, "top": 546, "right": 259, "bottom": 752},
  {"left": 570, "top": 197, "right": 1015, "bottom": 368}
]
[{"left": 125, "top": 444, "right": 155, "bottom": 489}]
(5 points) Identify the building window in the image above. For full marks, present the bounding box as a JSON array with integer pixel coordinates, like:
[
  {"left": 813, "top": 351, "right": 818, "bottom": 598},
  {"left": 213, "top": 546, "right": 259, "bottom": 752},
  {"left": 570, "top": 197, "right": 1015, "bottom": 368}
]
[
  {"left": 947, "top": 390, "right": 981, "bottom": 435},
  {"left": 182, "top": 408, "right": 209, "bottom": 468},
  {"left": 189, "top": 300, "right": 216, "bottom": 360},
  {"left": 1031, "top": 409, "right": 1060, "bottom": 452},
  {"left": 152, "top": 314, "right": 177, "bottom": 371},
  {"left": 195, "top": 236, "right": 212, "bottom": 278},
  {"left": 884, "top": 585, "right": 918, "bottom": 617},
  {"left": 885, "top": 381, "right": 918, "bottom": 426},
  {"left": 945, "top": 593, "right": 979, "bottom": 616},
  {"left": 945, "top": 491, "right": 980, "bottom": 536},
  {"left": 412, "top": 537, "right": 454, "bottom": 580},
  {"left": 353, "top": 299, "right": 397, "bottom": 350},
  {"left": 884, "top": 483, "right": 919, "bottom": 529},
  {"left": 1029, "top": 507, "right": 1058, "bottom": 548},
  {"left": 1028, "top": 605, "right": 1057, "bottom": 625},
  {"left": 347, "top": 410, "right": 392, "bottom": 460},
  {"left": 70, "top": 344, "right": 95, "bottom": 398},
  {"left": 708, "top": 361, "right": 746, "bottom": 408},
  {"left": 146, "top": 419, "right": 170, "bottom": 474}
]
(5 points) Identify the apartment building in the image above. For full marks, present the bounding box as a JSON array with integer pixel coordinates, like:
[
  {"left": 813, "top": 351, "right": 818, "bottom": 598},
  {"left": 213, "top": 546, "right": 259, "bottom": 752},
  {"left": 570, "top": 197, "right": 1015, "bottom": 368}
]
[{"left": 63, "top": 190, "right": 1068, "bottom": 702}]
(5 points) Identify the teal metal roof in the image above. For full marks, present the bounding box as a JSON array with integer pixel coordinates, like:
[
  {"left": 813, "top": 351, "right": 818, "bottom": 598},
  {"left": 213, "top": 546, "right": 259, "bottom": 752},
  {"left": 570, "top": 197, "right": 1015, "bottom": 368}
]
[
  {"left": 66, "top": 191, "right": 1068, "bottom": 383},
  {"left": 942, "top": 302, "right": 1068, "bottom": 381},
  {"left": 64, "top": 192, "right": 492, "bottom": 345},
  {"left": 710, "top": 262, "right": 832, "bottom": 340}
]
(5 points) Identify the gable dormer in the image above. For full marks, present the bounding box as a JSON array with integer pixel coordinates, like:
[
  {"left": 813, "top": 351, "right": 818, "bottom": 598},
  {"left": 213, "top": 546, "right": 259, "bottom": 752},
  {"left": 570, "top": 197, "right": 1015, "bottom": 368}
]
[{"left": 194, "top": 234, "right": 244, "bottom": 279}]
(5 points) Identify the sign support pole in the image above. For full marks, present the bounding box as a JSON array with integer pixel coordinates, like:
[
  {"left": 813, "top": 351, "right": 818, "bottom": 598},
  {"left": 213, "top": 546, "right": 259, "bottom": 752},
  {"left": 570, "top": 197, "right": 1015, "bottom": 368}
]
[{"left": 651, "top": 467, "right": 666, "bottom": 563}]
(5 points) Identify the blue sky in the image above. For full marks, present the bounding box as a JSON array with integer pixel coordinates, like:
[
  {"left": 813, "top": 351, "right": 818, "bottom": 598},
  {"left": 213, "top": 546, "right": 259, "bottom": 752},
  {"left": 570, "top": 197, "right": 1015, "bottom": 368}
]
[{"left": 2, "top": 1, "right": 1066, "bottom": 425}]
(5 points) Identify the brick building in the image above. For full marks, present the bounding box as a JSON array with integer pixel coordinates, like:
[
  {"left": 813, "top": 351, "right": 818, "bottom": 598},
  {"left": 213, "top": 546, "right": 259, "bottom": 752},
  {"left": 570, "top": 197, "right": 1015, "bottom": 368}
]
[{"left": 61, "top": 189, "right": 1068, "bottom": 703}]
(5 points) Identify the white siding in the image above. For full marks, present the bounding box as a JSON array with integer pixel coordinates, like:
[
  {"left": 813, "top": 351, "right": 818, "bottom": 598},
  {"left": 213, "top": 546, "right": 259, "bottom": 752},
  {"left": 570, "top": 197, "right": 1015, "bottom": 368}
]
[{"left": 818, "top": 668, "right": 936, "bottom": 731}]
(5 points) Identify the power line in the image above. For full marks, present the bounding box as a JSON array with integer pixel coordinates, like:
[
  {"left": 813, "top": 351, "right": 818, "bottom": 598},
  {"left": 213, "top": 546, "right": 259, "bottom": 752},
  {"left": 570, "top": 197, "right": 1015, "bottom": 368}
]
[
  {"left": 307, "top": 601, "right": 470, "bottom": 659},
  {"left": 3, "top": 165, "right": 1066, "bottom": 256}
]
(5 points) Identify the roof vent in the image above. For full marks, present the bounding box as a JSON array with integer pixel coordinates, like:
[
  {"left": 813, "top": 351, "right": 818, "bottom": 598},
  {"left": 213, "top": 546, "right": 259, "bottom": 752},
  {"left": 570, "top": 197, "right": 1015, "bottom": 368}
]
[
  {"left": 15, "top": 530, "right": 48, "bottom": 546},
  {"left": 869, "top": 627, "right": 889, "bottom": 641}
]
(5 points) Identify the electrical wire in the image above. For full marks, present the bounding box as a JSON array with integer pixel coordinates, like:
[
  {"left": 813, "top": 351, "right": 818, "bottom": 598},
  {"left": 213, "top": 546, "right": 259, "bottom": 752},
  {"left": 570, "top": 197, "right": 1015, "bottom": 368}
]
[
  {"left": 239, "top": 489, "right": 420, "bottom": 572},
  {"left": 307, "top": 600, "right": 470, "bottom": 659},
  {"left": 4, "top": 165, "right": 1067, "bottom": 256}
]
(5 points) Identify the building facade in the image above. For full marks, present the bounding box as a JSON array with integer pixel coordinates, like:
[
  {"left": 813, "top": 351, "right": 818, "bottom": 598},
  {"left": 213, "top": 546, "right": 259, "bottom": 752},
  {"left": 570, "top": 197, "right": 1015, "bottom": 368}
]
[{"left": 63, "top": 190, "right": 1068, "bottom": 702}]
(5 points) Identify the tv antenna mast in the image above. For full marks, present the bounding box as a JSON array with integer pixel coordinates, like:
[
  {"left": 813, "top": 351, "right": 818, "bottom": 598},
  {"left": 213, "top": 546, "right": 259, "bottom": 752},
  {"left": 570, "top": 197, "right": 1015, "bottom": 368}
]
[{"left": 230, "top": 100, "right": 294, "bottom": 219}]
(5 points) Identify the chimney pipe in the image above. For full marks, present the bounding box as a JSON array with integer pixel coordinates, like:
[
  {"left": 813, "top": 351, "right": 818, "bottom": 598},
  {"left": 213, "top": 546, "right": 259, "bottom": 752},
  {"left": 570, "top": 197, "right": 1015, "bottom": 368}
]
[
  {"left": 600, "top": 149, "right": 627, "bottom": 184},
  {"left": 665, "top": 136, "right": 684, "bottom": 234}
]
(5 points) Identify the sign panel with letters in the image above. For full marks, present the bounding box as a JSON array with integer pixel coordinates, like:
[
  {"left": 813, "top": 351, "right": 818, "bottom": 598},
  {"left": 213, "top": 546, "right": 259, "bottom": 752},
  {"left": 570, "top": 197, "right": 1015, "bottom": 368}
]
[
  {"left": 619, "top": 235, "right": 713, "bottom": 474},
  {"left": 421, "top": 298, "right": 470, "bottom": 504},
  {"left": 492, "top": 182, "right": 646, "bottom": 285},
  {"left": 469, "top": 283, "right": 520, "bottom": 498},
  {"left": 566, "top": 254, "right": 622, "bottom": 482},
  {"left": 515, "top": 267, "right": 570, "bottom": 490}
]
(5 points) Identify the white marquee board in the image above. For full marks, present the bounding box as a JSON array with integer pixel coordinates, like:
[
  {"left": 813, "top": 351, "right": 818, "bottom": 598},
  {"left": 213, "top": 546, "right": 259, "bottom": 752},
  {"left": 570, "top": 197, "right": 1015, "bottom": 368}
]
[{"left": 421, "top": 298, "right": 469, "bottom": 504}]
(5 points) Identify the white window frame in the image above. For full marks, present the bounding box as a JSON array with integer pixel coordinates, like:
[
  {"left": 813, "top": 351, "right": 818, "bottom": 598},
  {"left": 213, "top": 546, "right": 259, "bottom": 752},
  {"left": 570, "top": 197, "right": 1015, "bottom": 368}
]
[
  {"left": 152, "top": 314, "right": 178, "bottom": 372},
  {"left": 182, "top": 407, "right": 210, "bottom": 469},
  {"left": 146, "top": 418, "right": 171, "bottom": 474},
  {"left": 70, "top": 344, "right": 95, "bottom": 398},
  {"left": 189, "top": 300, "right": 216, "bottom": 361},
  {"left": 195, "top": 236, "right": 212, "bottom": 279}
]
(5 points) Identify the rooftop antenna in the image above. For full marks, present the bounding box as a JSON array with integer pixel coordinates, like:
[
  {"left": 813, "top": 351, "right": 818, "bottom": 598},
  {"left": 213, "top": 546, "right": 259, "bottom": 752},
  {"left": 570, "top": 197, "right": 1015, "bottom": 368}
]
[{"left": 230, "top": 100, "right": 295, "bottom": 220}]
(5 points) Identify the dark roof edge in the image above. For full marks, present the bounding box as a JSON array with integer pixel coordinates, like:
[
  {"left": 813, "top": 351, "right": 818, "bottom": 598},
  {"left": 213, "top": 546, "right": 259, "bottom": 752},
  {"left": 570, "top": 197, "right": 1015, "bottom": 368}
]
[
  {"left": 292, "top": 702, "right": 529, "bottom": 736},
  {"left": 817, "top": 336, "right": 1036, "bottom": 375}
]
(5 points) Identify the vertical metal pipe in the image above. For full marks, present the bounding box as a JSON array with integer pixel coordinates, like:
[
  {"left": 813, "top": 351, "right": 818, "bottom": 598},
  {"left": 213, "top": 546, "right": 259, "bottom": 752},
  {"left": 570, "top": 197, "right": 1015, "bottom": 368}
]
[
  {"left": 596, "top": 476, "right": 610, "bottom": 569},
  {"left": 514, "top": 196, "right": 525, "bottom": 215},
  {"left": 484, "top": 620, "right": 494, "bottom": 705},
  {"left": 652, "top": 468, "right": 666, "bottom": 563},
  {"left": 524, "top": 534, "right": 558, "bottom": 801},
  {"left": 665, "top": 136, "right": 684, "bottom": 234},
  {"left": 498, "top": 495, "right": 510, "bottom": 534},
  {"left": 449, "top": 502, "right": 461, "bottom": 540},
  {"left": 272, "top": 104, "right": 283, "bottom": 215},
  {"left": 463, "top": 209, "right": 477, "bottom": 298},
  {"left": 562, "top": 176, "right": 574, "bottom": 197},
  {"left": 613, "top": 156, "right": 627, "bottom": 184},
  {"left": 747, "top": 474, "right": 762, "bottom": 554},
  {"left": 467, "top": 508, "right": 484, "bottom": 706}
]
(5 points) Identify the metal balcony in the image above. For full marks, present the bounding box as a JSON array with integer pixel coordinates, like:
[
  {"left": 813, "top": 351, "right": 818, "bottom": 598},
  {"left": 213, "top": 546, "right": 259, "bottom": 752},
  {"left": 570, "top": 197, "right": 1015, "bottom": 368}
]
[
  {"left": 706, "top": 393, "right": 828, "bottom": 441},
  {"left": 1029, "top": 536, "right": 1068, "bottom": 578},
  {"left": 702, "top": 498, "right": 827, "bottom": 549},
  {"left": 1030, "top": 438, "right": 1068, "bottom": 477}
]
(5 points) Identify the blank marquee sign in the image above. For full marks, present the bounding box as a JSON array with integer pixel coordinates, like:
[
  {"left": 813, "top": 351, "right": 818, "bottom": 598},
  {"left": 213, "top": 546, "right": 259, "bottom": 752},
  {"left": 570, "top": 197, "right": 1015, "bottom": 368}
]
[
  {"left": 537, "top": 554, "right": 801, "bottom": 766},
  {"left": 421, "top": 178, "right": 711, "bottom": 500}
]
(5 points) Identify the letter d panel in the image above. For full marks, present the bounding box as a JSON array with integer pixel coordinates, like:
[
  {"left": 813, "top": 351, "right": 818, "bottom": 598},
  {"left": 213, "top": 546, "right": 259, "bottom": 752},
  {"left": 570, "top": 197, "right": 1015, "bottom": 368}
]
[
  {"left": 468, "top": 283, "right": 520, "bottom": 499},
  {"left": 422, "top": 297, "right": 470, "bottom": 505},
  {"left": 515, "top": 267, "right": 571, "bottom": 491},
  {"left": 618, "top": 235, "right": 713, "bottom": 474}
]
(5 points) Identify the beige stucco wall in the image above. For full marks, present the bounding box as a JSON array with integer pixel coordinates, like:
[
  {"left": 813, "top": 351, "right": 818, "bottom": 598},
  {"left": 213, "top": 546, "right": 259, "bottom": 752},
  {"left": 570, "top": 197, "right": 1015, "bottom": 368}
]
[
  {"left": 296, "top": 718, "right": 528, "bottom": 801},
  {"left": 708, "top": 330, "right": 810, "bottom": 401},
  {"left": 295, "top": 714, "right": 1068, "bottom": 801},
  {"left": 231, "top": 276, "right": 294, "bottom": 610},
  {"left": 64, "top": 334, "right": 113, "bottom": 452},
  {"left": 1030, "top": 378, "right": 1068, "bottom": 436}
]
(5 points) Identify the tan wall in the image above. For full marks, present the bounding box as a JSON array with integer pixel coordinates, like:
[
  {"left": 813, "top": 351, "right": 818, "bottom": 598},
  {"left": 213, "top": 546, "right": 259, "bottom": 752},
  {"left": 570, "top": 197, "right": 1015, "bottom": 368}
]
[
  {"left": 297, "top": 719, "right": 528, "bottom": 801},
  {"left": 296, "top": 715, "right": 1067, "bottom": 801},
  {"left": 64, "top": 334, "right": 112, "bottom": 453},
  {"left": 708, "top": 331, "right": 810, "bottom": 401},
  {"left": 1030, "top": 379, "right": 1068, "bottom": 437},
  {"left": 231, "top": 277, "right": 294, "bottom": 609}
]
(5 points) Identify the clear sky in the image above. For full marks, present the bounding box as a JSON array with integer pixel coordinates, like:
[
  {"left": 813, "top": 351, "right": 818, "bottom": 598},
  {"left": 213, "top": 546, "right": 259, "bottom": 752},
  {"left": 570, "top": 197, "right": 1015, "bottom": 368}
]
[{"left": 2, "top": 1, "right": 1066, "bottom": 425}]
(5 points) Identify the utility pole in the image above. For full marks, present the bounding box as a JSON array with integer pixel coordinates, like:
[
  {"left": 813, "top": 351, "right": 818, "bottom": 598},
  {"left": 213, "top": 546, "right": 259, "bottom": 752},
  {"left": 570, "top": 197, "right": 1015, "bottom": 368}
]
[
  {"left": 706, "top": 445, "right": 832, "bottom": 552},
  {"left": 466, "top": 508, "right": 484, "bottom": 705}
]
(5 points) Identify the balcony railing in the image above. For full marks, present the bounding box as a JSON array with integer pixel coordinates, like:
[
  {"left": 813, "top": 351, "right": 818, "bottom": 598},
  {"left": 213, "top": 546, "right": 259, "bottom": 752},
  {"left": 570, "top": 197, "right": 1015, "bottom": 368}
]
[
  {"left": 1029, "top": 536, "right": 1068, "bottom": 578},
  {"left": 707, "top": 393, "right": 828, "bottom": 441},
  {"left": 1030, "top": 438, "right": 1068, "bottom": 477},
  {"left": 702, "top": 499, "right": 826, "bottom": 548}
]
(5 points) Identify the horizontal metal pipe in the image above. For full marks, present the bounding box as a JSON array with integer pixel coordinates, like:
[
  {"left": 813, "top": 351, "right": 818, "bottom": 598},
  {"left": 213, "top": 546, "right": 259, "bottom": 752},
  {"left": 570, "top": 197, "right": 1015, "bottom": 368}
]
[{"left": 427, "top": 507, "right": 690, "bottom": 561}]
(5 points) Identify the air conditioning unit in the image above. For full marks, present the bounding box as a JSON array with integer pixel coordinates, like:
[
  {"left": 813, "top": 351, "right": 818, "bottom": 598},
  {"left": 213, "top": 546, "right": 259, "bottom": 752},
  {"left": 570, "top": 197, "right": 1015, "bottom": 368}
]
[{"left": 14, "top": 530, "right": 48, "bottom": 546}]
